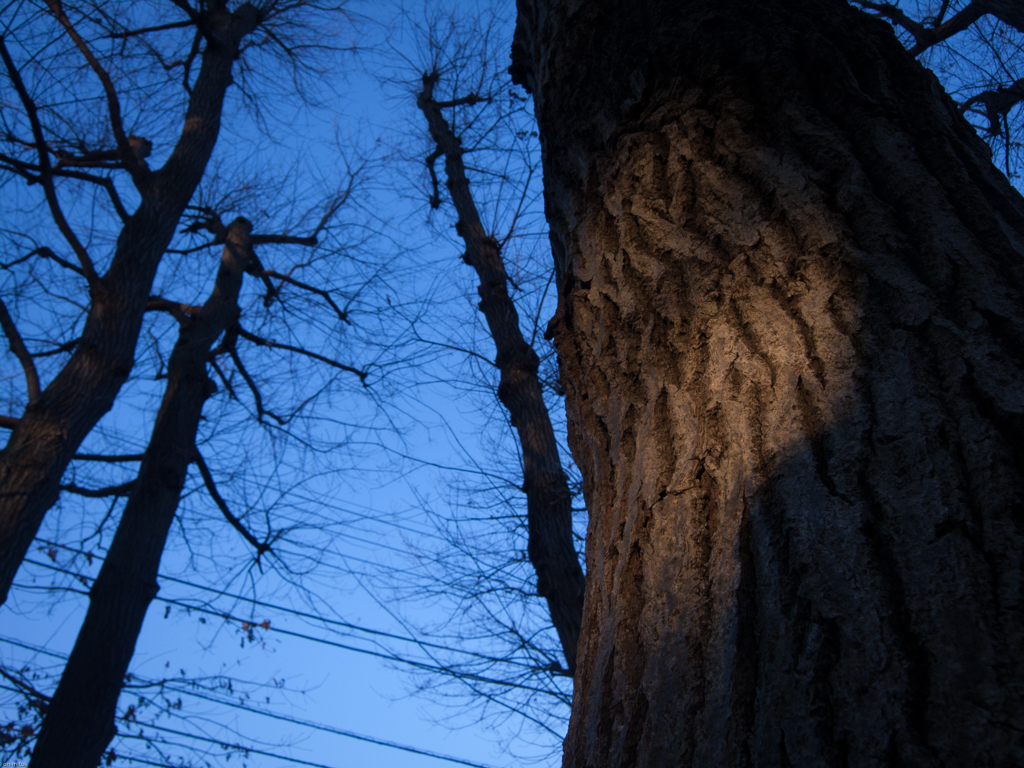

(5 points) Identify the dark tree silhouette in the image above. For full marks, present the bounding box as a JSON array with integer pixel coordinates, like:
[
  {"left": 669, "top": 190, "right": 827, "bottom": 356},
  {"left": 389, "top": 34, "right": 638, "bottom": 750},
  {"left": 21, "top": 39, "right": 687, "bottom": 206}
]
[
  {"left": 417, "top": 69, "right": 584, "bottom": 676},
  {"left": 0, "top": 0, "right": 265, "bottom": 605}
]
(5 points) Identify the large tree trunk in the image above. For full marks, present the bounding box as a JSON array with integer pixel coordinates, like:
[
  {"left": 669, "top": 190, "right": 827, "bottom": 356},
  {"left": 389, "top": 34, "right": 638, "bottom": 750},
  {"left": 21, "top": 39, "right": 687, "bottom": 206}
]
[
  {"left": 0, "top": 4, "right": 260, "bottom": 605},
  {"left": 29, "top": 219, "right": 253, "bottom": 768},
  {"left": 417, "top": 72, "right": 585, "bottom": 674},
  {"left": 512, "top": 0, "right": 1024, "bottom": 765}
]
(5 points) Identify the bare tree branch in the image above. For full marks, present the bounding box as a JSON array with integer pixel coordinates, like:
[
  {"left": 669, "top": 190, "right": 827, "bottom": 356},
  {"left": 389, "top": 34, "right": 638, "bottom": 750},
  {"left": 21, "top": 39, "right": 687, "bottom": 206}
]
[
  {"left": 0, "top": 36, "right": 98, "bottom": 283},
  {"left": 44, "top": 0, "right": 150, "bottom": 184},
  {"left": 0, "top": 298, "right": 41, "bottom": 404},
  {"left": 226, "top": 337, "right": 285, "bottom": 424},
  {"left": 102, "top": 19, "right": 196, "bottom": 40},
  {"left": 256, "top": 269, "right": 351, "bottom": 323},
  {"left": 236, "top": 325, "right": 367, "bottom": 382},
  {"left": 73, "top": 454, "right": 146, "bottom": 462},
  {"left": 60, "top": 481, "right": 137, "bottom": 498},
  {"left": 434, "top": 93, "right": 489, "bottom": 109},
  {"left": 193, "top": 448, "right": 271, "bottom": 557},
  {"left": 0, "top": 153, "right": 130, "bottom": 223}
]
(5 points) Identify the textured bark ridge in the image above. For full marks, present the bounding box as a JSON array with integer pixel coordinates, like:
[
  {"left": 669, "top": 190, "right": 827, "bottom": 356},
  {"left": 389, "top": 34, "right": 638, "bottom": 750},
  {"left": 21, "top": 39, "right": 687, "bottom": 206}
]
[
  {"left": 513, "top": 0, "right": 1024, "bottom": 765},
  {"left": 29, "top": 220, "right": 253, "bottom": 768},
  {"left": 0, "top": 4, "right": 260, "bottom": 606},
  {"left": 418, "top": 72, "right": 585, "bottom": 673}
]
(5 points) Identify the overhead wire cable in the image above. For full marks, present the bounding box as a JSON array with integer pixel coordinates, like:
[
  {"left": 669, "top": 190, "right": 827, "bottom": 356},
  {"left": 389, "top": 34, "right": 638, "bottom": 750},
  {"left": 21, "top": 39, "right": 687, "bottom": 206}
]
[
  {"left": 0, "top": 674, "right": 502, "bottom": 768},
  {"left": 31, "top": 542, "right": 554, "bottom": 672},
  {"left": 15, "top": 561, "right": 569, "bottom": 697}
]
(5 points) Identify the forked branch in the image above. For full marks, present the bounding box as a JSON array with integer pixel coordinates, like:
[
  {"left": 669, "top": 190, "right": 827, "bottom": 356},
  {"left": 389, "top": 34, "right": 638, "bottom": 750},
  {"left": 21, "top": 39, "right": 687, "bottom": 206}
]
[{"left": 854, "top": 0, "right": 1023, "bottom": 54}]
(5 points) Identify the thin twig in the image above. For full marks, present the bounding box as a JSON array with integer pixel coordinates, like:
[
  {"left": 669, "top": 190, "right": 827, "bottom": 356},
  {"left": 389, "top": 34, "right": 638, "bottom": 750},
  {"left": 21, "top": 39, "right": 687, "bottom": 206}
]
[
  {"left": 236, "top": 326, "right": 367, "bottom": 383},
  {"left": 0, "top": 36, "right": 98, "bottom": 283}
]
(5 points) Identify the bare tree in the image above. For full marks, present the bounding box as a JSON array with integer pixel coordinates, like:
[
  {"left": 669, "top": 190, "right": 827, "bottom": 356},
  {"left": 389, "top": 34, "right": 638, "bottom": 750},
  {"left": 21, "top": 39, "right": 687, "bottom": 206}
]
[
  {"left": 0, "top": 0, "right": 273, "bottom": 606},
  {"left": 416, "top": 65, "right": 584, "bottom": 674},
  {"left": 348, "top": 9, "right": 585, "bottom": 754},
  {"left": 35, "top": 194, "right": 367, "bottom": 766},
  {"left": 15, "top": 188, "right": 374, "bottom": 767},
  {"left": 513, "top": 0, "right": 1024, "bottom": 764}
]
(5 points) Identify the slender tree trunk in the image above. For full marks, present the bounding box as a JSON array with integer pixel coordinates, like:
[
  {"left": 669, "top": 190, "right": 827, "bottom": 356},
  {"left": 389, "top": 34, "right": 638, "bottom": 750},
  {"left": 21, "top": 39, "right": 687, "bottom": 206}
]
[
  {"left": 512, "top": 0, "right": 1024, "bottom": 764},
  {"left": 418, "top": 72, "right": 585, "bottom": 674},
  {"left": 0, "top": 4, "right": 260, "bottom": 605},
  {"left": 29, "top": 219, "right": 253, "bottom": 768}
]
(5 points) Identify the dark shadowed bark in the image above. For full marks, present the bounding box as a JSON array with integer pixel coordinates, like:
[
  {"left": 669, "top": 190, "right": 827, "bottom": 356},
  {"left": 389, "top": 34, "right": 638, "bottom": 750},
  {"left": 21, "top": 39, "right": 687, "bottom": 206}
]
[
  {"left": 512, "top": 0, "right": 1024, "bottom": 764},
  {"left": 29, "top": 218, "right": 255, "bottom": 768},
  {"left": 0, "top": 2, "right": 261, "bottom": 606},
  {"left": 418, "top": 71, "right": 585, "bottom": 674}
]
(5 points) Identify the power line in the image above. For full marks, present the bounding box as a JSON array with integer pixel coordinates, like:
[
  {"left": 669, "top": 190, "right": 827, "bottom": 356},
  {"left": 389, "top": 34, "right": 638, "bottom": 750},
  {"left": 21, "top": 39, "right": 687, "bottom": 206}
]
[
  {"left": 16, "top": 560, "right": 569, "bottom": 699},
  {"left": 0, "top": 635, "right": 65, "bottom": 659},
  {"left": 116, "top": 755, "right": 189, "bottom": 768},
  {"left": 0, "top": 666, "right": 502, "bottom": 768},
  {"left": 117, "top": 722, "right": 343, "bottom": 768},
  {"left": 127, "top": 719, "right": 497, "bottom": 768},
  {"left": 36, "top": 541, "right": 557, "bottom": 673}
]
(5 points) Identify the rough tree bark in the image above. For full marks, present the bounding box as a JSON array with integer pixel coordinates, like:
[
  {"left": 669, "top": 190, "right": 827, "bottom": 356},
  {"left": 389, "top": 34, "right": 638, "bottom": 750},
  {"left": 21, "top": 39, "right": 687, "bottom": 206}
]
[
  {"left": 512, "top": 0, "right": 1024, "bottom": 765},
  {"left": 29, "top": 218, "right": 256, "bottom": 768},
  {"left": 418, "top": 71, "right": 585, "bottom": 674},
  {"left": 0, "top": 2, "right": 261, "bottom": 605}
]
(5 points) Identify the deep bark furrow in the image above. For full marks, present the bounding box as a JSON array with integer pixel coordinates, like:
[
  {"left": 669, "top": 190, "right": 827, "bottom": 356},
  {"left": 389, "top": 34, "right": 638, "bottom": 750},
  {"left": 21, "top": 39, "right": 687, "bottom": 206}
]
[
  {"left": 28, "top": 220, "right": 254, "bottom": 768},
  {"left": 513, "top": 0, "right": 1024, "bottom": 764},
  {"left": 416, "top": 74, "right": 585, "bottom": 673},
  {"left": 0, "top": 6, "right": 260, "bottom": 606}
]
